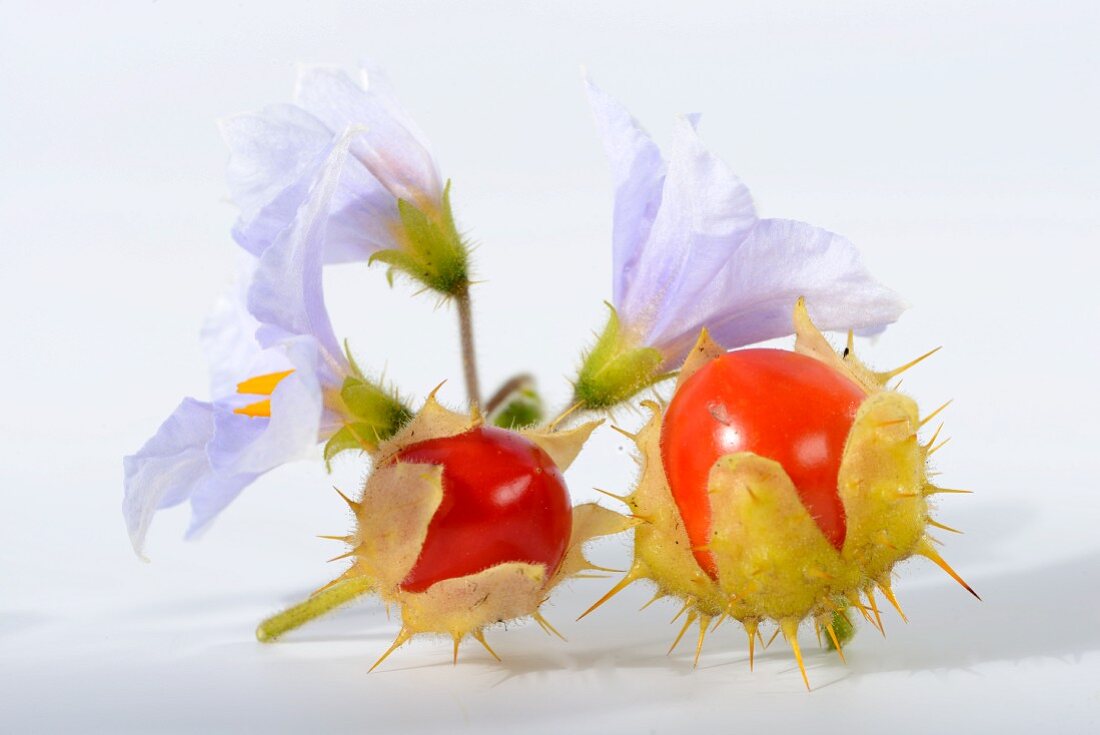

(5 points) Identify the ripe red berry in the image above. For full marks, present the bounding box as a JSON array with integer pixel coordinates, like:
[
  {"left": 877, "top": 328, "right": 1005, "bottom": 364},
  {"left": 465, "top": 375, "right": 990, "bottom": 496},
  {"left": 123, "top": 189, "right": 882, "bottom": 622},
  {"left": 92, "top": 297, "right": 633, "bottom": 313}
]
[
  {"left": 396, "top": 426, "right": 573, "bottom": 593},
  {"left": 255, "top": 395, "right": 631, "bottom": 670},
  {"left": 661, "top": 349, "right": 866, "bottom": 576},
  {"left": 582, "top": 301, "right": 977, "bottom": 689}
]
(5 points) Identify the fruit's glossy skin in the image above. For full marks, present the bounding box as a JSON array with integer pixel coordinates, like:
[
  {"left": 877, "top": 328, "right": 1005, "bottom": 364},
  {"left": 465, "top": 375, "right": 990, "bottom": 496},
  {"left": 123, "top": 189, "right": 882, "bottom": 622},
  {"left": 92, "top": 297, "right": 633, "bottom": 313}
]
[
  {"left": 661, "top": 348, "right": 866, "bottom": 577},
  {"left": 395, "top": 426, "right": 573, "bottom": 593}
]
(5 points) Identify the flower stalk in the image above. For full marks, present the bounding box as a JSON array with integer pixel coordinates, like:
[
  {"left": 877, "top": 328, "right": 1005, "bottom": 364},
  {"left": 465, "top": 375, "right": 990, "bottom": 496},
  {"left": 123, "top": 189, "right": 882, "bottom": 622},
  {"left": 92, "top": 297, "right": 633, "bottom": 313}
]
[
  {"left": 256, "top": 577, "right": 373, "bottom": 642},
  {"left": 455, "top": 284, "right": 482, "bottom": 409}
]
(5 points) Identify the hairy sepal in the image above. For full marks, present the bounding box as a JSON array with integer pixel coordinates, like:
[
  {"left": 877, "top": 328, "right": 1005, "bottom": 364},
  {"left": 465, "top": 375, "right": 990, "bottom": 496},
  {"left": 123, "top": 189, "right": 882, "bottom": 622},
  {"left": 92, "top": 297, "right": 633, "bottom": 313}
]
[
  {"left": 397, "top": 563, "right": 547, "bottom": 637},
  {"left": 521, "top": 420, "right": 603, "bottom": 472},
  {"left": 373, "top": 387, "right": 476, "bottom": 465},
  {"left": 708, "top": 453, "right": 857, "bottom": 622},
  {"left": 323, "top": 375, "right": 414, "bottom": 467},
  {"left": 574, "top": 306, "right": 664, "bottom": 411},
  {"left": 839, "top": 391, "right": 928, "bottom": 580},
  {"left": 350, "top": 461, "right": 444, "bottom": 590},
  {"left": 369, "top": 181, "right": 469, "bottom": 296}
]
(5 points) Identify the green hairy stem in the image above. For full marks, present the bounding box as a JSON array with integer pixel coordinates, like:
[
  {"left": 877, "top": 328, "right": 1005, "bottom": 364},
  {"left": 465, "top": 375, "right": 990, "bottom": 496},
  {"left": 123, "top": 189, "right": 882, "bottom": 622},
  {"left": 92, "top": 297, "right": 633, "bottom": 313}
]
[{"left": 256, "top": 577, "right": 373, "bottom": 643}]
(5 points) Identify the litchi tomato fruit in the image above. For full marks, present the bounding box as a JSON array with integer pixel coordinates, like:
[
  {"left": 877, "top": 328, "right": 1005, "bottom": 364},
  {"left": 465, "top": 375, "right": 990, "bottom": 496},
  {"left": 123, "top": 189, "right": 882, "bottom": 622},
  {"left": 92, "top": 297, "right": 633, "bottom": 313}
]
[
  {"left": 583, "top": 299, "right": 977, "bottom": 689},
  {"left": 256, "top": 393, "right": 632, "bottom": 671},
  {"left": 662, "top": 349, "right": 866, "bottom": 576},
  {"left": 395, "top": 426, "right": 573, "bottom": 593}
]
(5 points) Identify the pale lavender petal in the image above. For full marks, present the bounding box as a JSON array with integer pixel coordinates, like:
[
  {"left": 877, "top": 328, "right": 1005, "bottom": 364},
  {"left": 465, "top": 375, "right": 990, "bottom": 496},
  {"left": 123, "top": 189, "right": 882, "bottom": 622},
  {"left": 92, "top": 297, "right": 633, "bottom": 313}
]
[
  {"left": 184, "top": 469, "right": 258, "bottom": 541},
  {"left": 248, "top": 133, "right": 354, "bottom": 370},
  {"left": 125, "top": 336, "right": 329, "bottom": 554},
  {"left": 207, "top": 337, "right": 326, "bottom": 476},
  {"left": 122, "top": 400, "right": 284, "bottom": 554},
  {"left": 200, "top": 259, "right": 288, "bottom": 399},
  {"left": 322, "top": 153, "right": 401, "bottom": 261},
  {"left": 624, "top": 116, "right": 757, "bottom": 338},
  {"left": 294, "top": 65, "right": 442, "bottom": 203},
  {"left": 220, "top": 105, "right": 332, "bottom": 257},
  {"left": 192, "top": 338, "right": 330, "bottom": 536},
  {"left": 222, "top": 64, "right": 441, "bottom": 263},
  {"left": 358, "top": 62, "right": 436, "bottom": 155},
  {"left": 221, "top": 104, "right": 397, "bottom": 264},
  {"left": 649, "top": 218, "right": 907, "bottom": 363},
  {"left": 585, "top": 76, "right": 666, "bottom": 307},
  {"left": 123, "top": 399, "right": 216, "bottom": 554}
]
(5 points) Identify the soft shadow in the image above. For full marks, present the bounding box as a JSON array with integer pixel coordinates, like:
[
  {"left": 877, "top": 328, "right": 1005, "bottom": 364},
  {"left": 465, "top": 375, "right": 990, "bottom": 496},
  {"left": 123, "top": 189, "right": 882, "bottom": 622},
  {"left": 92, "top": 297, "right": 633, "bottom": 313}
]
[
  {"left": 476, "top": 548, "right": 1100, "bottom": 686},
  {"left": 845, "top": 550, "right": 1100, "bottom": 676}
]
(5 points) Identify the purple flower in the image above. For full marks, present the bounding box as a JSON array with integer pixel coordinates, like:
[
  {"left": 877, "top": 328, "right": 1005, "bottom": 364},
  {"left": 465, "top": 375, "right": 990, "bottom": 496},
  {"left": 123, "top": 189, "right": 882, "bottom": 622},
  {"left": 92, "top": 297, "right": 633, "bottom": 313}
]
[
  {"left": 123, "top": 137, "right": 359, "bottom": 555},
  {"left": 220, "top": 65, "right": 466, "bottom": 295},
  {"left": 588, "top": 77, "right": 907, "bottom": 362},
  {"left": 574, "top": 78, "right": 907, "bottom": 409}
]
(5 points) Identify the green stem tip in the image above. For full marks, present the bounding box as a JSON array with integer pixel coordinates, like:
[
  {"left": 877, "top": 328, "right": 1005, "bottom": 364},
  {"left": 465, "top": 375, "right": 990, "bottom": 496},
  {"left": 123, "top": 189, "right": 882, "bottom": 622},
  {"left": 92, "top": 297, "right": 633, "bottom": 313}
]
[{"left": 256, "top": 577, "right": 373, "bottom": 643}]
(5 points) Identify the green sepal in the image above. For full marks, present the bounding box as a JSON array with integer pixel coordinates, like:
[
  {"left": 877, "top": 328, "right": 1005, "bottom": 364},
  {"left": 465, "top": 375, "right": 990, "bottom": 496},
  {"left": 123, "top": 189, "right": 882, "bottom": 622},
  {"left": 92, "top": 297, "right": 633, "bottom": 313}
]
[
  {"left": 323, "top": 423, "right": 375, "bottom": 469},
  {"left": 573, "top": 306, "right": 664, "bottom": 411},
  {"left": 324, "top": 376, "right": 413, "bottom": 469},
  {"left": 340, "top": 377, "right": 414, "bottom": 434},
  {"left": 490, "top": 386, "right": 544, "bottom": 430},
  {"left": 368, "top": 181, "right": 469, "bottom": 296},
  {"left": 344, "top": 339, "right": 365, "bottom": 380}
]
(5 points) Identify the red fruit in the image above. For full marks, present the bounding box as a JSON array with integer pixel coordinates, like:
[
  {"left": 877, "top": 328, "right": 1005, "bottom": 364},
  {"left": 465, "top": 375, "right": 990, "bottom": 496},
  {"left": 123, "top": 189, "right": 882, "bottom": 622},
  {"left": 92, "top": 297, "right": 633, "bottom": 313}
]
[
  {"left": 394, "top": 426, "right": 573, "bottom": 593},
  {"left": 661, "top": 348, "right": 866, "bottom": 577}
]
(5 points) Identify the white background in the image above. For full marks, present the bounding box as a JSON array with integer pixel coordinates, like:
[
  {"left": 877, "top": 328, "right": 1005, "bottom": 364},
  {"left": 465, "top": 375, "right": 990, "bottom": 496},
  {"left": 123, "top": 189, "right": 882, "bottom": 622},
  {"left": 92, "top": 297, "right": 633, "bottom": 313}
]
[{"left": 2, "top": 1, "right": 1098, "bottom": 732}]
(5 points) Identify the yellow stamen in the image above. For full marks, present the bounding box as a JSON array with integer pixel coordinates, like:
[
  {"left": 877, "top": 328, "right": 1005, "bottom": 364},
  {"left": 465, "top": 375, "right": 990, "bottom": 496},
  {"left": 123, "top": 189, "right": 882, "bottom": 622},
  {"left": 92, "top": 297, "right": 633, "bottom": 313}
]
[
  {"left": 232, "top": 369, "right": 296, "bottom": 418},
  {"left": 234, "top": 399, "right": 272, "bottom": 418},
  {"left": 236, "top": 369, "right": 295, "bottom": 396}
]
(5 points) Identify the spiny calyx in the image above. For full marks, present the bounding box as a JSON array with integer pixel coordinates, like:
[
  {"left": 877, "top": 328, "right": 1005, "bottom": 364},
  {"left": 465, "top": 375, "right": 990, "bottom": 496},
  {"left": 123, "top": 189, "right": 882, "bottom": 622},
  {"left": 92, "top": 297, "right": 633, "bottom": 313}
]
[
  {"left": 583, "top": 298, "right": 977, "bottom": 689},
  {"left": 258, "top": 390, "right": 633, "bottom": 670}
]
